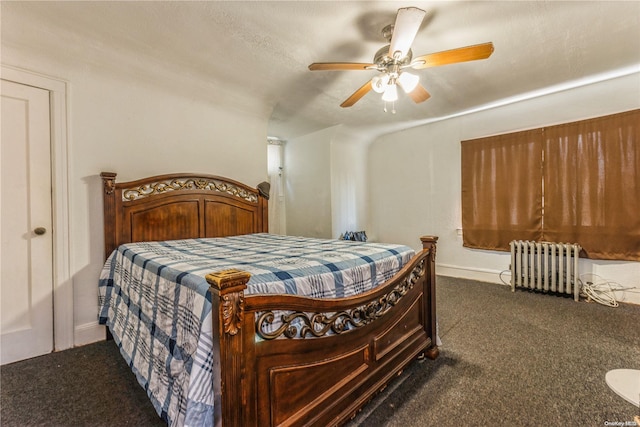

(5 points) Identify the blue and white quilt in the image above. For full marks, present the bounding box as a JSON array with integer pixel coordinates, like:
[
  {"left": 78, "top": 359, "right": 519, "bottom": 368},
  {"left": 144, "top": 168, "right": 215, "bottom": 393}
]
[{"left": 98, "top": 233, "right": 414, "bottom": 427}]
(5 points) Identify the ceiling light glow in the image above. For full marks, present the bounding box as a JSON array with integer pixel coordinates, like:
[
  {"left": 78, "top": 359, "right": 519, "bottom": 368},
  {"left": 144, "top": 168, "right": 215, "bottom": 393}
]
[
  {"left": 398, "top": 72, "right": 420, "bottom": 93},
  {"left": 382, "top": 83, "right": 398, "bottom": 102}
]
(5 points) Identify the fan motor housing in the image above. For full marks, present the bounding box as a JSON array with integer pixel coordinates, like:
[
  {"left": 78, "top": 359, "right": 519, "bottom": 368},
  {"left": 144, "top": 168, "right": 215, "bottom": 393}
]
[{"left": 374, "top": 45, "right": 413, "bottom": 67}]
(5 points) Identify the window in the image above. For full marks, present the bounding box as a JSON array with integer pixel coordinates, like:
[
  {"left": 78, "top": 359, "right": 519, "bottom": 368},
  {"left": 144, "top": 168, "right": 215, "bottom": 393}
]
[{"left": 461, "top": 109, "right": 639, "bottom": 261}]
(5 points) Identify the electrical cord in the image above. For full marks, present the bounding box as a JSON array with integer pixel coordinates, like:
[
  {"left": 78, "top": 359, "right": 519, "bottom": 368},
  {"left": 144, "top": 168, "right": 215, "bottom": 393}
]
[
  {"left": 501, "top": 269, "right": 640, "bottom": 307},
  {"left": 578, "top": 273, "right": 640, "bottom": 308},
  {"left": 580, "top": 278, "right": 619, "bottom": 307},
  {"left": 499, "top": 269, "right": 511, "bottom": 286}
]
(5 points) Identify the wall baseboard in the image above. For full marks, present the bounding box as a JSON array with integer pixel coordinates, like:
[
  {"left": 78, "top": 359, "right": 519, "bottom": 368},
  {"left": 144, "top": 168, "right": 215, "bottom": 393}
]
[
  {"left": 74, "top": 321, "right": 105, "bottom": 347},
  {"left": 437, "top": 263, "right": 511, "bottom": 287}
]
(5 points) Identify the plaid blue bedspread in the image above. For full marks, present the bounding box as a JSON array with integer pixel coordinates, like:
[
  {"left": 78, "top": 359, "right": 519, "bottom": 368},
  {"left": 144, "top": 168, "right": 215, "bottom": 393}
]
[{"left": 98, "top": 233, "right": 414, "bottom": 427}]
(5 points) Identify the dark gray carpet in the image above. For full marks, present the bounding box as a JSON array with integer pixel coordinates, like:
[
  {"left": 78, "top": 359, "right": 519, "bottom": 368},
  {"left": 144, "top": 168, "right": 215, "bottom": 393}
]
[
  {"left": 2, "top": 277, "right": 639, "bottom": 426},
  {"left": 0, "top": 338, "right": 164, "bottom": 426},
  {"left": 347, "top": 276, "right": 640, "bottom": 426}
]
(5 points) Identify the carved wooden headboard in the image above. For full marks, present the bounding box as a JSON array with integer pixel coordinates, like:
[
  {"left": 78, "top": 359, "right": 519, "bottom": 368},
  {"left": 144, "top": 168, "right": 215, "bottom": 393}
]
[{"left": 100, "top": 172, "right": 269, "bottom": 259}]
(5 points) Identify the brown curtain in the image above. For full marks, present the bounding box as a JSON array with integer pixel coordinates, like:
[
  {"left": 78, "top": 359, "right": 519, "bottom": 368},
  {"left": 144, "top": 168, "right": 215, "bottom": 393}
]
[
  {"left": 544, "top": 110, "right": 640, "bottom": 260},
  {"left": 461, "top": 129, "right": 543, "bottom": 251}
]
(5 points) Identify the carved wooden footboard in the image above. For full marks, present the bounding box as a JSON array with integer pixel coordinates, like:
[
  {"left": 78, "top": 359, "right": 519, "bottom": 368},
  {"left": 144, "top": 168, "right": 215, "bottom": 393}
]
[
  {"left": 207, "top": 236, "right": 438, "bottom": 426},
  {"left": 100, "top": 172, "right": 438, "bottom": 427}
]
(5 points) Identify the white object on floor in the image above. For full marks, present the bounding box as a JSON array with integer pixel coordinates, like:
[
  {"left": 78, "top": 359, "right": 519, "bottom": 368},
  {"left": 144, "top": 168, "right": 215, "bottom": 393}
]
[{"left": 605, "top": 369, "right": 640, "bottom": 407}]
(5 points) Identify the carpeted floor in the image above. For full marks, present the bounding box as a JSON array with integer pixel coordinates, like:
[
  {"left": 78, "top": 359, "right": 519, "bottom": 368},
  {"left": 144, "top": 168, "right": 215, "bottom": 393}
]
[
  {"left": 0, "top": 337, "right": 163, "bottom": 426},
  {"left": 2, "top": 276, "right": 639, "bottom": 426},
  {"left": 346, "top": 276, "right": 640, "bottom": 426}
]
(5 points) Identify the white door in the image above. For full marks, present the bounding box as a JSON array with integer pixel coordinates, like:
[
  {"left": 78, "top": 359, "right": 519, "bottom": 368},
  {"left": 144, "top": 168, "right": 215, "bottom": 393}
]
[{"left": 1, "top": 79, "right": 54, "bottom": 365}]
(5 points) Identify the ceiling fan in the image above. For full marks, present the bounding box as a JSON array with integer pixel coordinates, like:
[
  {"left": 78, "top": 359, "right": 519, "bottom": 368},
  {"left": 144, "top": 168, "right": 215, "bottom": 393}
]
[{"left": 308, "top": 7, "right": 494, "bottom": 111}]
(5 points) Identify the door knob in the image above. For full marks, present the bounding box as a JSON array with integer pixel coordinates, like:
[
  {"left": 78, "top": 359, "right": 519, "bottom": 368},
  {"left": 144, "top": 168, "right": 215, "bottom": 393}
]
[{"left": 34, "top": 227, "right": 47, "bottom": 235}]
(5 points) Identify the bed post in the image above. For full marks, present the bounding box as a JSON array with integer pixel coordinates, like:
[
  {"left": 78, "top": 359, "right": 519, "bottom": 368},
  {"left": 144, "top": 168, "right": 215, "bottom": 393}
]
[
  {"left": 205, "top": 269, "right": 251, "bottom": 427},
  {"left": 100, "top": 172, "right": 118, "bottom": 259},
  {"left": 420, "top": 235, "right": 439, "bottom": 360},
  {"left": 256, "top": 182, "right": 269, "bottom": 233}
]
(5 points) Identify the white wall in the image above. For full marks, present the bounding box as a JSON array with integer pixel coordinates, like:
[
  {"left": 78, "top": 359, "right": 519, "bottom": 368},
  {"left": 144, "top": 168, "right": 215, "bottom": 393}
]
[
  {"left": 330, "top": 129, "right": 369, "bottom": 239},
  {"left": 2, "top": 45, "right": 270, "bottom": 345},
  {"left": 368, "top": 72, "right": 640, "bottom": 305},
  {"left": 284, "top": 127, "right": 334, "bottom": 238},
  {"left": 285, "top": 125, "right": 369, "bottom": 239}
]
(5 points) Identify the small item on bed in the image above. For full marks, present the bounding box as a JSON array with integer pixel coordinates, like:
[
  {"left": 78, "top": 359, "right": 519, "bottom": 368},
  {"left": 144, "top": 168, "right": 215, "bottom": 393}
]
[{"left": 340, "top": 230, "right": 368, "bottom": 242}]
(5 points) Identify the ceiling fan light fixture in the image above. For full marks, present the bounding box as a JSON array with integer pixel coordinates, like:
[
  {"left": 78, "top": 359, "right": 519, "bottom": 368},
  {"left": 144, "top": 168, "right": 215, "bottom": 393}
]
[
  {"left": 381, "top": 83, "right": 398, "bottom": 102},
  {"left": 308, "top": 6, "right": 494, "bottom": 110},
  {"left": 397, "top": 71, "right": 420, "bottom": 93}
]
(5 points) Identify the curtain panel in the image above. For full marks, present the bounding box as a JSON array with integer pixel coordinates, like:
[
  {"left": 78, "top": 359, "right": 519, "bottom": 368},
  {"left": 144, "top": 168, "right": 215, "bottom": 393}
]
[
  {"left": 461, "top": 129, "right": 543, "bottom": 251},
  {"left": 544, "top": 110, "right": 640, "bottom": 260},
  {"left": 461, "top": 109, "right": 639, "bottom": 261}
]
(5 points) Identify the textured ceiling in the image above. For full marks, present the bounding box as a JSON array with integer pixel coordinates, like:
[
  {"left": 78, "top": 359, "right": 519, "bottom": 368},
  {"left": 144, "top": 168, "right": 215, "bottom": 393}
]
[{"left": 3, "top": 1, "right": 639, "bottom": 140}]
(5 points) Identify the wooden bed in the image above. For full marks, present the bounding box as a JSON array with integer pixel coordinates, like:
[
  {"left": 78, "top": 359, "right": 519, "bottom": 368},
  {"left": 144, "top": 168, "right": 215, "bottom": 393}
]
[{"left": 100, "top": 171, "right": 439, "bottom": 427}]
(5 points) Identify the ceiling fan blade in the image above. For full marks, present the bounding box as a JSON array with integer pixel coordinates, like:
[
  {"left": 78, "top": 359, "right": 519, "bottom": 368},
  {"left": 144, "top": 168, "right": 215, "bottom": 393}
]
[
  {"left": 309, "top": 62, "right": 376, "bottom": 71},
  {"left": 340, "top": 80, "right": 373, "bottom": 108},
  {"left": 406, "top": 83, "right": 431, "bottom": 103},
  {"left": 411, "top": 42, "right": 494, "bottom": 69},
  {"left": 388, "top": 7, "right": 426, "bottom": 59}
]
